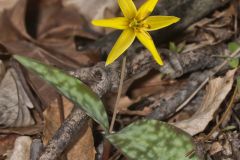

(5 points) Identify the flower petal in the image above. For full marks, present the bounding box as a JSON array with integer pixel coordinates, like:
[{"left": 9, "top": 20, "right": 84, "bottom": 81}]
[
  {"left": 136, "top": 30, "right": 163, "bottom": 65},
  {"left": 92, "top": 17, "right": 129, "bottom": 30},
  {"left": 136, "top": 0, "right": 158, "bottom": 20},
  {"left": 144, "top": 16, "right": 180, "bottom": 31},
  {"left": 118, "top": 0, "right": 137, "bottom": 19},
  {"left": 106, "top": 29, "right": 136, "bottom": 65}
]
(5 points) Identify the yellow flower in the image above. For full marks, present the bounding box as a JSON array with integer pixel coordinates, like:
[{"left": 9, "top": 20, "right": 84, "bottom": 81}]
[{"left": 92, "top": 0, "right": 180, "bottom": 66}]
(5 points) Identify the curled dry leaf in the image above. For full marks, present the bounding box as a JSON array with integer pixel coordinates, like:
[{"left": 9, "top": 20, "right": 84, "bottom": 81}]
[
  {"left": 43, "top": 97, "right": 95, "bottom": 160},
  {"left": 36, "top": 0, "right": 97, "bottom": 40},
  {"left": 0, "top": 68, "right": 34, "bottom": 127},
  {"left": 0, "top": 0, "right": 99, "bottom": 106},
  {"left": 8, "top": 0, "right": 32, "bottom": 40},
  {"left": 63, "top": 0, "right": 118, "bottom": 33},
  {"left": 8, "top": 136, "right": 32, "bottom": 160},
  {"left": 174, "top": 69, "right": 236, "bottom": 135}
]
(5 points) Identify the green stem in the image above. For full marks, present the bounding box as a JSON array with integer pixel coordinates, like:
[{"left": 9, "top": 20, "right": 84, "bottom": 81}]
[{"left": 109, "top": 56, "right": 126, "bottom": 133}]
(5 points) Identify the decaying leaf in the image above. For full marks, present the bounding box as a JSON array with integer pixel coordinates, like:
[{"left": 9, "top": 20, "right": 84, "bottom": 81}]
[
  {"left": 43, "top": 97, "right": 95, "bottom": 160},
  {"left": 0, "top": 0, "right": 99, "bottom": 106},
  {"left": 43, "top": 97, "right": 73, "bottom": 145},
  {"left": 8, "top": 136, "right": 32, "bottom": 160},
  {"left": 0, "top": 68, "right": 34, "bottom": 127},
  {"left": 209, "top": 142, "right": 223, "bottom": 155},
  {"left": 67, "top": 124, "right": 95, "bottom": 160},
  {"left": 0, "top": 0, "right": 18, "bottom": 12},
  {"left": 107, "top": 119, "right": 200, "bottom": 160},
  {"left": 117, "top": 96, "right": 152, "bottom": 116},
  {"left": 174, "top": 69, "right": 236, "bottom": 135},
  {"left": 63, "top": 0, "right": 118, "bottom": 33},
  {"left": 0, "top": 134, "right": 18, "bottom": 156}
]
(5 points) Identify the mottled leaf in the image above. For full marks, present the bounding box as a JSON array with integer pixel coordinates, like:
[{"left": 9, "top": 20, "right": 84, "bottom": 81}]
[
  {"left": 106, "top": 119, "right": 200, "bottom": 160},
  {"left": 228, "top": 42, "right": 240, "bottom": 53},
  {"left": 14, "top": 55, "right": 109, "bottom": 132}
]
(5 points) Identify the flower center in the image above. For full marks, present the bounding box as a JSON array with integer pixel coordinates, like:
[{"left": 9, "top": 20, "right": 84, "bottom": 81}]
[
  {"left": 129, "top": 18, "right": 150, "bottom": 31},
  {"left": 129, "top": 18, "right": 140, "bottom": 28}
]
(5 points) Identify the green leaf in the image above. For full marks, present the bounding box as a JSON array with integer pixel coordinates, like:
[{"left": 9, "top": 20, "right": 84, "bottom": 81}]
[
  {"left": 169, "top": 41, "right": 177, "bottom": 52},
  {"left": 169, "top": 41, "right": 186, "bottom": 53},
  {"left": 228, "top": 42, "right": 240, "bottom": 53},
  {"left": 228, "top": 58, "right": 239, "bottom": 68},
  {"left": 14, "top": 55, "right": 109, "bottom": 132},
  {"left": 106, "top": 119, "right": 200, "bottom": 160},
  {"left": 177, "top": 41, "right": 186, "bottom": 53}
]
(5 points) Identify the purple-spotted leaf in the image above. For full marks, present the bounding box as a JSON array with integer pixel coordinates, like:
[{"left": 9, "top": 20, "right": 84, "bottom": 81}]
[
  {"left": 14, "top": 55, "right": 109, "bottom": 132},
  {"left": 106, "top": 119, "right": 200, "bottom": 160}
]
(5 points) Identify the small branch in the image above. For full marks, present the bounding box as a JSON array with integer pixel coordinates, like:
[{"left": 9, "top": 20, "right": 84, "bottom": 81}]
[
  {"left": 39, "top": 69, "right": 111, "bottom": 160},
  {"left": 176, "top": 48, "right": 240, "bottom": 112},
  {"left": 39, "top": 107, "right": 88, "bottom": 160},
  {"left": 30, "top": 139, "right": 43, "bottom": 160},
  {"left": 148, "top": 47, "right": 240, "bottom": 120}
]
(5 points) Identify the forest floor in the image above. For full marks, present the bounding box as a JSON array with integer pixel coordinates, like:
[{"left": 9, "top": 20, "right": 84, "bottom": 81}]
[{"left": 0, "top": 0, "right": 240, "bottom": 160}]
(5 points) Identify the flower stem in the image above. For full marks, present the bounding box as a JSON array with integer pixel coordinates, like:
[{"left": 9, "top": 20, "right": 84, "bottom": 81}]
[{"left": 109, "top": 56, "right": 126, "bottom": 133}]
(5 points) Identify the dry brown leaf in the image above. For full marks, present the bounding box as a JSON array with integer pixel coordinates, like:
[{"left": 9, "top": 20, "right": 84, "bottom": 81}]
[
  {"left": 36, "top": 0, "right": 97, "bottom": 40},
  {"left": 35, "top": 1, "right": 100, "bottom": 65},
  {"left": 43, "top": 97, "right": 95, "bottom": 160},
  {"left": 129, "top": 74, "right": 164, "bottom": 98},
  {"left": 225, "top": 0, "right": 240, "bottom": 18},
  {"left": 106, "top": 72, "right": 182, "bottom": 115},
  {"left": 125, "top": 71, "right": 183, "bottom": 102},
  {"left": 174, "top": 69, "right": 236, "bottom": 136},
  {"left": 210, "top": 142, "right": 223, "bottom": 155},
  {"left": 43, "top": 97, "right": 73, "bottom": 144},
  {"left": 118, "top": 96, "right": 140, "bottom": 112},
  {"left": 8, "top": 0, "right": 32, "bottom": 40},
  {"left": 0, "top": 0, "right": 100, "bottom": 106},
  {"left": 0, "top": 68, "right": 34, "bottom": 127},
  {"left": 0, "top": 134, "right": 18, "bottom": 156},
  {"left": 63, "top": 0, "right": 118, "bottom": 33},
  {"left": 0, "top": 0, "right": 58, "bottom": 105},
  {"left": 8, "top": 136, "right": 32, "bottom": 160},
  {"left": 0, "top": 0, "right": 18, "bottom": 12},
  {"left": 182, "top": 9, "right": 234, "bottom": 54},
  {"left": 117, "top": 96, "right": 152, "bottom": 116},
  {"left": 67, "top": 126, "right": 95, "bottom": 160}
]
